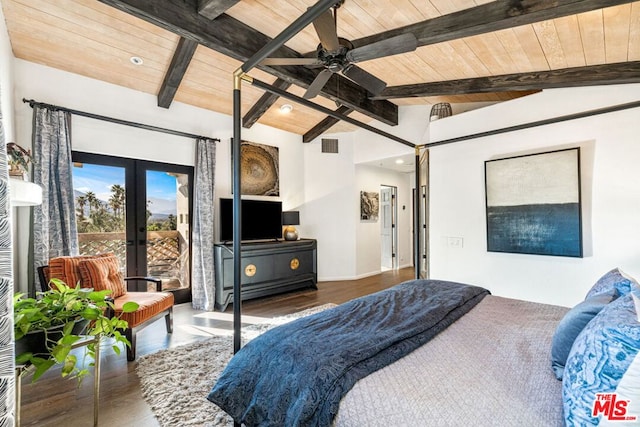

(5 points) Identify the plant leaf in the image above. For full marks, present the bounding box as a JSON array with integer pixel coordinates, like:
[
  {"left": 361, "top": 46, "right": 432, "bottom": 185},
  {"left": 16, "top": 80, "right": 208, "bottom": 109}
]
[
  {"left": 15, "top": 352, "right": 33, "bottom": 364},
  {"left": 61, "top": 354, "right": 77, "bottom": 377},
  {"left": 62, "top": 321, "right": 75, "bottom": 335},
  {"left": 31, "top": 357, "right": 56, "bottom": 382},
  {"left": 121, "top": 301, "right": 139, "bottom": 313},
  {"left": 60, "top": 334, "right": 81, "bottom": 346},
  {"left": 81, "top": 306, "right": 102, "bottom": 320},
  {"left": 89, "top": 289, "right": 111, "bottom": 302},
  {"left": 51, "top": 343, "right": 71, "bottom": 363}
]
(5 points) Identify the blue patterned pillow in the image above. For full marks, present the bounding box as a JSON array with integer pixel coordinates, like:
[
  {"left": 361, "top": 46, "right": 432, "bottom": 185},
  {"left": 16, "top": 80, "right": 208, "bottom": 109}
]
[
  {"left": 551, "top": 290, "right": 618, "bottom": 380},
  {"left": 585, "top": 268, "right": 638, "bottom": 300},
  {"left": 562, "top": 293, "right": 640, "bottom": 425}
]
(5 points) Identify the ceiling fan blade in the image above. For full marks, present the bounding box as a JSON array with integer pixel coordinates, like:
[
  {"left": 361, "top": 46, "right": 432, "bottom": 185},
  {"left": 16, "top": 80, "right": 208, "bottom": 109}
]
[
  {"left": 311, "top": 9, "right": 340, "bottom": 51},
  {"left": 342, "top": 64, "right": 386, "bottom": 95},
  {"left": 304, "top": 69, "right": 333, "bottom": 99},
  {"left": 346, "top": 33, "right": 418, "bottom": 63},
  {"left": 261, "top": 57, "right": 323, "bottom": 66}
]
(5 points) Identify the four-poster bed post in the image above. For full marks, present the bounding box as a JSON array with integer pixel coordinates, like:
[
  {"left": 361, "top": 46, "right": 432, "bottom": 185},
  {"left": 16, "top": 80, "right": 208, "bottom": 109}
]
[
  {"left": 231, "top": 0, "right": 349, "bottom": 358},
  {"left": 231, "top": 0, "right": 423, "bottom": 364},
  {"left": 414, "top": 145, "right": 422, "bottom": 279}
]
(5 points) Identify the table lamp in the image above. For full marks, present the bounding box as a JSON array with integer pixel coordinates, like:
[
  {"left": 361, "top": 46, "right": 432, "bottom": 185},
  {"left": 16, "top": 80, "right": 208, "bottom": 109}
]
[{"left": 282, "top": 211, "right": 300, "bottom": 241}]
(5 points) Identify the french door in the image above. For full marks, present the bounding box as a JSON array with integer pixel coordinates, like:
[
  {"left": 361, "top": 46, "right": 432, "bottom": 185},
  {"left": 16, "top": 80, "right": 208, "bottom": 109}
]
[{"left": 71, "top": 152, "right": 193, "bottom": 303}]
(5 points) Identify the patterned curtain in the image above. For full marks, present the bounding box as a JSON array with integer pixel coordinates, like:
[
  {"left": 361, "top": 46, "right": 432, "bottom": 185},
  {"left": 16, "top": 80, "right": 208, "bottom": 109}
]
[
  {"left": 31, "top": 106, "right": 78, "bottom": 292},
  {"left": 0, "top": 80, "right": 15, "bottom": 426},
  {"left": 191, "top": 138, "right": 217, "bottom": 311}
]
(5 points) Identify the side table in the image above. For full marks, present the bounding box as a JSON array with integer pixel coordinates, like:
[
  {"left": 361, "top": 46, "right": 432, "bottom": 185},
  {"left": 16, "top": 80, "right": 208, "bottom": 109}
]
[{"left": 15, "top": 336, "right": 101, "bottom": 426}]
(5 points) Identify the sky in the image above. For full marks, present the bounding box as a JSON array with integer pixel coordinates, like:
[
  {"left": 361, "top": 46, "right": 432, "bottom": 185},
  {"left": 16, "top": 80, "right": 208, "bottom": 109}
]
[{"left": 72, "top": 163, "right": 178, "bottom": 215}]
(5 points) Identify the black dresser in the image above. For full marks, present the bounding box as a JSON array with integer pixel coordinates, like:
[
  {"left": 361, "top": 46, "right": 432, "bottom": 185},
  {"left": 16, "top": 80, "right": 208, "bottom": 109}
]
[{"left": 213, "top": 239, "right": 317, "bottom": 311}]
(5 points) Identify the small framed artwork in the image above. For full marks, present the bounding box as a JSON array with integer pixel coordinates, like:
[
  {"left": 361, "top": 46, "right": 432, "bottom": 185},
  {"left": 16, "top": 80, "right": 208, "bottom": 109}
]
[
  {"left": 360, "top": 191, "right": 379, "bottom": 221},
  {"left": 485, "top": 148, "right": 582, "bottom": 257}
]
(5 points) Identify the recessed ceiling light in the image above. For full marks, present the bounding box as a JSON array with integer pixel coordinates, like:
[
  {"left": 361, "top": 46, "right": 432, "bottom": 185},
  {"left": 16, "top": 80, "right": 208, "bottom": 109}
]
[
  {"left": 280, "top": 104, "right": 293, "bottom": 114},
  {"left": 130, "top": 56, "right": 144, "bottom": 66},
  {"left": 395, "top": 159, "right": 405, "bottom": 164}
]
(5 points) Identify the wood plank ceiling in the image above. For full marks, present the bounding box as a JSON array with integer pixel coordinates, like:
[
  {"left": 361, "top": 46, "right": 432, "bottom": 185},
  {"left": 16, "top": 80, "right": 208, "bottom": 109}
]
[{"left": 2, "top": 0, "right": 639, "bottom": 140}]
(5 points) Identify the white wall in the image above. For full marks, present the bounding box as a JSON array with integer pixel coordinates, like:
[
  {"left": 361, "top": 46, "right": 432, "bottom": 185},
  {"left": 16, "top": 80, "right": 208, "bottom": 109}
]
[
  {"left": 9, "top": 59, "right": 415, "bottom": 288},
  {"left": 303, "top": 132, "right": 358, "bottom": 280},
  {"left": 14, "top": 52, "right": 639, "bottom": 302},
  {"left": 429, "top": 84, "right": 640, "bottom": 307},
  {"left": 10, "top": 60, "right": 305, "bottom": 292},
  {"left": 355, "top": 165, "right": 413, "bottom": 277},
  {"left": 0, "top": 5, "right": 22, "bottom": 298}
]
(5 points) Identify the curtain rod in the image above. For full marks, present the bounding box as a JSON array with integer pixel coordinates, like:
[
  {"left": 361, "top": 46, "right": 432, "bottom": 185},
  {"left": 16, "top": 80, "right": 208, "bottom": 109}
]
[
  {"left": 425, "top": 99, "right": 640, "bottom": 148},
  {"left": 22, "top": 98, "right": 220, "bottom": 143}
]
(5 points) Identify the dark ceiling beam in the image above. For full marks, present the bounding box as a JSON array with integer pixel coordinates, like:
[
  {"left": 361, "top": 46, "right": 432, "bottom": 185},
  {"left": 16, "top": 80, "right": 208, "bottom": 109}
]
[
  {"left": 372, "top": 62, "right": 640, "bottom": 100},
  {"left": 301, "top": 0, "right": 630, "bottom": 140},
  {"left": 242, "top": 78, "right": 291, "bottom": 128},
  {"left": 97, "top": 0, "right": 398, "bottom": 126},
  {"left": 303, "top": 105, "right": 353, "bottom": 143},
  {"left": 198, "top": 0, "right": 239, "bottom": 20},
  {"left": 350, "top": 0, "right": 635, "bottom": 50},
  {"left": 157, "top": 37, "right": 199, "bottom": 108}
]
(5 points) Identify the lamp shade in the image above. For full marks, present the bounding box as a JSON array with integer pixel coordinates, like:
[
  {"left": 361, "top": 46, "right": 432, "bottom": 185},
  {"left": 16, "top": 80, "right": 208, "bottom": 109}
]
[
  {"left": 9, "top": 179, "right": 42, "bottom": 207},
  {"left": 282, "top": 211, "right": 300, "bottom": 226}
]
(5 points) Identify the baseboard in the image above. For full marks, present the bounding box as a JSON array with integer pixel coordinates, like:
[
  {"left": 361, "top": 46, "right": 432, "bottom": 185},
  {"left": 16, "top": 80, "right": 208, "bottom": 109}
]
[{"left": 319, "top": 267, "right": 413, "bottom": 282}]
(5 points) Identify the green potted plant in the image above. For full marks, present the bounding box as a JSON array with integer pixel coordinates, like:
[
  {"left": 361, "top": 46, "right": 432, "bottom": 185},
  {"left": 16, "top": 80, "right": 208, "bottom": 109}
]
[
  {"left": 14, "top": 278, "right": 139, "bottom": 382},
  {"left": 6, "top": 142, "right": 35, "bottom": 180}
]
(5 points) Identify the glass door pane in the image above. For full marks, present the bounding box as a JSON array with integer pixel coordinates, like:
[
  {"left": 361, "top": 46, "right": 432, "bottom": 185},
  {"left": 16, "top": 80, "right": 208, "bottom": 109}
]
[
  {"left": 73, "top": 152, "right": 194, "bottom": 303},
  {"left": 72, "top": 162, "right": 127, "bottom": 275},
  {"left": 145, "top": 170, "right": 190, "bottom": 293}
]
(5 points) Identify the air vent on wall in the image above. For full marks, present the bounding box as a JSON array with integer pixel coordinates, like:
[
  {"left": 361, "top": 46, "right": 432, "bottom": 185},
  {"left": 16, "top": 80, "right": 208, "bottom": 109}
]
[{"left": 322, "top": 138, "right": 339, "bottom": 153}]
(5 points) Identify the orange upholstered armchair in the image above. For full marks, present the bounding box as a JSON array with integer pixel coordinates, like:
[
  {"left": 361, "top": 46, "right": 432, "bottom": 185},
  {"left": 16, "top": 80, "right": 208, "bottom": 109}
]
[{"left": 37, "top": 253, "right": 174, "bottom": 361}]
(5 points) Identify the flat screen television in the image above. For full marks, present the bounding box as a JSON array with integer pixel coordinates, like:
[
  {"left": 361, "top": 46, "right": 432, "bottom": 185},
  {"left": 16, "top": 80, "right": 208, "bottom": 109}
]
[{"left": 219, "top": 198, "right": 282, "bottom": 242}]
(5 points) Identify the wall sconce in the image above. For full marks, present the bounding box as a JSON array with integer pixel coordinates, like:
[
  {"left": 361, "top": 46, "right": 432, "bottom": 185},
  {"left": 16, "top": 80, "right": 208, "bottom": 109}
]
[{"left": 282, "top": 211, "right": 300, "bottom": 241}]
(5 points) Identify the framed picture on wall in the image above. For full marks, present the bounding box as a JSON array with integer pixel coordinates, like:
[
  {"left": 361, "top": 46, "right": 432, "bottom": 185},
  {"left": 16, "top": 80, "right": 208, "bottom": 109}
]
[
  {"left": 485, "top": 147, "right": 582, "bottom": 257},
  {"left": 360, "top": 191, "right": 379, "bottom": 221},
  {"left": 231, "top": 140, "right": 280, "bottom": 196}
]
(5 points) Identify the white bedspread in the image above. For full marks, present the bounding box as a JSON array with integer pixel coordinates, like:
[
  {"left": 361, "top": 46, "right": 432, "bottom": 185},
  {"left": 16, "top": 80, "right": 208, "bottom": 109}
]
[{"left": 334, "top": 295, "right": 568, "bottom": 427}]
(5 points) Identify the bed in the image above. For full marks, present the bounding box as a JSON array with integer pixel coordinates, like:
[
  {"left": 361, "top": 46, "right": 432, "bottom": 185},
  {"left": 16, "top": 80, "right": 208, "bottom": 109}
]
[{"left": 208, "top": 274, "right": 640, "bottom": 427}]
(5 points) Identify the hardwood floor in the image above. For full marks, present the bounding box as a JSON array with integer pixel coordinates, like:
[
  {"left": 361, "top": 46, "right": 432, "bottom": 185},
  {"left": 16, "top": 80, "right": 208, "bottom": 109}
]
[{"left": 18, "top": 268, "right": 415, "bottom": 426}]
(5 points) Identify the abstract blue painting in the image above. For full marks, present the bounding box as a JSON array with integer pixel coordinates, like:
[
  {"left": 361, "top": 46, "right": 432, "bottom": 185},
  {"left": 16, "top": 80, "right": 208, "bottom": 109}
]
[{"left": 485, "top": 148, "right": 582, "bottom": 257}]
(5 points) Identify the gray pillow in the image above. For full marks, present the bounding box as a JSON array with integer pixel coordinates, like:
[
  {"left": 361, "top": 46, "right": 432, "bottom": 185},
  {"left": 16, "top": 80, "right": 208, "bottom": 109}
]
[
  {"left": 585, "top": 268, "right": 637, "bottom": 300},
  {"left": 550, "top": 290, "right": 618, "bottom": 380}
]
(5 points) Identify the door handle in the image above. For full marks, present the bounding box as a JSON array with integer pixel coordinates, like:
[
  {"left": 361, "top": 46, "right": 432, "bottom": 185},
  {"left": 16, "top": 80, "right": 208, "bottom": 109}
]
[{"left": 126, "top": 240, "right": 134, "bottom": 246}]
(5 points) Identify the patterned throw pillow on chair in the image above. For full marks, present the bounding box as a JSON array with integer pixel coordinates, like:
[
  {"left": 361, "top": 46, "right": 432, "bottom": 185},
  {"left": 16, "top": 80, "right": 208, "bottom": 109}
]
[
  {"left": 48, "top": 252, "right": 115, "bottom": 289},
  {"left": 77, "top": 255, "right": 126, "bottom": 298}
]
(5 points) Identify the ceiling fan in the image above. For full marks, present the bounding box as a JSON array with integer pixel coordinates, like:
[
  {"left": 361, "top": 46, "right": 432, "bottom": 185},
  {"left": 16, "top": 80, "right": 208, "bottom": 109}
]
[{"left": 261, "top": 0, "right": 418, "bottom": 99}]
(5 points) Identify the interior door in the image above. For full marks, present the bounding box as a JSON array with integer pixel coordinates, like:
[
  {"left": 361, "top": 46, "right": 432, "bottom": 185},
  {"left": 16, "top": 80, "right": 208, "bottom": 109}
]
[
  {"left": 380, "top": 185, "right": 397, "bottom": 270},
  {"left": 72, "top": 152, "right": 193, "bottom": 303}
]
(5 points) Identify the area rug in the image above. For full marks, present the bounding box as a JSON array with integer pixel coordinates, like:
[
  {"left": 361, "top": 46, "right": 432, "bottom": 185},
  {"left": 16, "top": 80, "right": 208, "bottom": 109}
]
[{"left": 136, "top": 304, "right": 337, "bottom": 427}]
